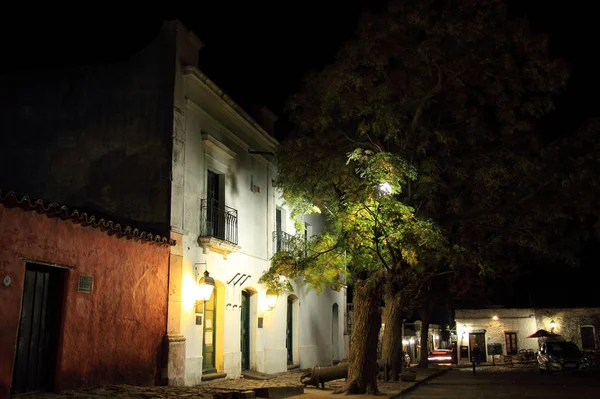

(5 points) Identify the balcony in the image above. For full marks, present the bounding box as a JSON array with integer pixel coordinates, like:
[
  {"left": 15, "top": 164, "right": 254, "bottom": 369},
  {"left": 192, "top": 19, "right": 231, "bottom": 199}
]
[
  {"left": 198, "top": 198, "right": 240, "bottom": 259},
  {"left": 272, "top": 230, "right": 296, "bottom": 254}
]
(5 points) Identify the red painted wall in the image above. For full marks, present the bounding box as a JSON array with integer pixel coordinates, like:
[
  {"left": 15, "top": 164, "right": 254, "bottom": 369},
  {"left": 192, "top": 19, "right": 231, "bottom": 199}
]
[{"left": 0, "top": 205, "right": 170, "bottom": 396}]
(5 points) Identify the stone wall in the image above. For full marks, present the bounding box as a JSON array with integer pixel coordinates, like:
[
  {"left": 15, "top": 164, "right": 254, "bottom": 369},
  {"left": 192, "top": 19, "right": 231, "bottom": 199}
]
[
  {"left": 0, "top": 22, "right": 176, "bottom": 234},
  {"left": 535, "top": 308, "right": 600, "bottom": 350},
  {"left": 455, "top": 308, "right": 538, "bottom": 361}
]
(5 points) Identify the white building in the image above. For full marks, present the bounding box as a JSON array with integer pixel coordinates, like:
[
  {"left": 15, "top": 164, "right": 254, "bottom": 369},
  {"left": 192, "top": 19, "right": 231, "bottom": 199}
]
[
  {"left": 165, "top": 22, "right": 346, "bottom": 386},
  {"left": 455, "top": 307, "right": 600, "bottom": 364},
  {"left": 455, "top": 308, "right": 539, "bottom": 364}
]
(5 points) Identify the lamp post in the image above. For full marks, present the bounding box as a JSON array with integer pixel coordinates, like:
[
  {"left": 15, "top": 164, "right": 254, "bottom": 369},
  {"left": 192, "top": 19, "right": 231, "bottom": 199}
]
[{"left": 550, "top": 320, "right": 556, "bottom": 332}]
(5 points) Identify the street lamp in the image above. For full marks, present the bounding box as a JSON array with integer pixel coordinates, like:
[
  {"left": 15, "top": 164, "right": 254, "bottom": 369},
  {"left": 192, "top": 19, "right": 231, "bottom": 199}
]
[
  {"left": 550, "top": 320, "right": 556, "bottom": 332},
  {"left": 266, "top": 288, "right": 278, "bottom": 310},
  {"left": 378, "top": 182, "right": 392, "bottom": 196},
  {"left": 195, "top": 270, "right": 215, "bottom": 314},
  {"left": 197, "top": 270, "right": 215, "bottom": 302}
]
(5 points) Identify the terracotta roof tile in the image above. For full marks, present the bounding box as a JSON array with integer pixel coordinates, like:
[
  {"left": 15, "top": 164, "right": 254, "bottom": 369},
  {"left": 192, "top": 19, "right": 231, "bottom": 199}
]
[{"left": 0, "top": 190, "right": 175, "bottom": 246}]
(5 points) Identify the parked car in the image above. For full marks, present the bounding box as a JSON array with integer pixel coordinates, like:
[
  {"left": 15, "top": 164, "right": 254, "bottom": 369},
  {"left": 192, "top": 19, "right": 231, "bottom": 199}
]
[{"left": 537, "top": 341, "right": 587, "bottom": 374}]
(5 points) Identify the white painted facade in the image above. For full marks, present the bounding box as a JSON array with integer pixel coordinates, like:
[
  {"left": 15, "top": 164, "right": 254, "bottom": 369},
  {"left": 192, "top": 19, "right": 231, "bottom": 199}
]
[
  {"left": 455, "top": 308, "right": 538, "bottom": 363},
  {"left": 170, "top": 23, "right": 346, "bottom": 386}
]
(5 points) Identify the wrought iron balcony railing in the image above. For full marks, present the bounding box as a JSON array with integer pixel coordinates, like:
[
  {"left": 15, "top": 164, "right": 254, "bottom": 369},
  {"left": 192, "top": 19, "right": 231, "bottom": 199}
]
[
  {"left": 272, "top": 230, "right": 296, "bottom": 253},
  {"left": 200, "top": 198, "right": 238, "bottom": 245}
]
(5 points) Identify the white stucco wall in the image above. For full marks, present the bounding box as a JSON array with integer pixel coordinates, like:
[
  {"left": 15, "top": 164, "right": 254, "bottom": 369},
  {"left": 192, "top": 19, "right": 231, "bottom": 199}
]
[
  {"left": 170, "top": 27, "right": 345, "bottom": 385},
  {"left": 455, "top": 308, "right": 538, "bottom": 363}
]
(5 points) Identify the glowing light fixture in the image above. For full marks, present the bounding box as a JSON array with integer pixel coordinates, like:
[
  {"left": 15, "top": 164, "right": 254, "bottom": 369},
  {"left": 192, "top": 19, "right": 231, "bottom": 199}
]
[
  {"left": 378, "top": 182, "right": 392, "bottom": 195},
  {"left": 409, "top": 338, "right": 415, "bottom": 344},
  {"left": 550, "top": 320, "right": 556, "bottom": 330},
  {"left": 492, "top": 315, "right": 499, "bottom": 321},
  {"left": 266, "top": 288, "right": 278, "bottom": 310},
  {"left": 197, "top": 270, "right": 215, "bottom": 302}
]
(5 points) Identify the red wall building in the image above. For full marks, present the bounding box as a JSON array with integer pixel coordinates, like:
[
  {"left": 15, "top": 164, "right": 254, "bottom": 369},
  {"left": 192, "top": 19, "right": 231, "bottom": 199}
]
[{"left": 0, "top": 191, "right": 172, "bottom": 397}]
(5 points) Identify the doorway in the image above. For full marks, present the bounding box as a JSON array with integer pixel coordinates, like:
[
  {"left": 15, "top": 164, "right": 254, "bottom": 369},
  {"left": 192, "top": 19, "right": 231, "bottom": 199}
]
[
  {"left": 12, "top": 263, "right": 65, "bottom": 395},
  {"left": 241, "top": 291, "right": 250, "bottom": 371},
  {"left": 286, "top": 297, "right": 293, "bottom": 365},
  {"left": 332, "top": 304, "right": 339, "bottom": 362},
  {"left": 469, "top": 332, "right": 486, "bottom": 363},
  {"left": 202, "top": 288, "right": 217, "bottom": 374},
  {"left": 207, "top": 170, "right": 224, "bottom": 240}
]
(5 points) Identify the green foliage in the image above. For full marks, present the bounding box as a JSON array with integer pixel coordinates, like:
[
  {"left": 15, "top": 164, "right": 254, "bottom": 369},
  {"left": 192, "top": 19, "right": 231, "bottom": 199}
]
[{"left": 265, "top": 0, "right": 595, "bottom": 306}]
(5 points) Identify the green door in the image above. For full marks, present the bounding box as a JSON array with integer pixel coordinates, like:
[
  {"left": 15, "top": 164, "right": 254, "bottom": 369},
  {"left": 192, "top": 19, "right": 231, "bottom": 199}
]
[
  {"left": 286, "top": 298, "right": 293, "bottom": 365},
  {"left": 203, "top": 289, "right": 216, "bottom": 373},
  {"left": 241, "top": 291, "right": 250, "bottom": 370}
]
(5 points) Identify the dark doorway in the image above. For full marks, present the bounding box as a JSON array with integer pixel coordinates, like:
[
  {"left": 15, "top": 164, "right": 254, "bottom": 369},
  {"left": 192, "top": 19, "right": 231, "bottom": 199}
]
[
  {"left": 286, "top": 297, "right": 293, "bottom": 365},
  {"left": 332, "top": 304, "right": 339, "bottom": 362},
  {"left": 241, "top": 291, "right": 250, "bottom": 371},
  {"left": 12, "top": 263, "right": 65, "bottom": 395},
  {"left": 469, "top": 333, "right": 486, "bottom": 362},
  {"left": 207, "top": 170, "right": 224, "bottom": 240},
  {"left": 275, "top": 208, "right": 282, "bottom": 252},
  {"left": 581, "top": 326, "right": 596, "bottom": 350}
]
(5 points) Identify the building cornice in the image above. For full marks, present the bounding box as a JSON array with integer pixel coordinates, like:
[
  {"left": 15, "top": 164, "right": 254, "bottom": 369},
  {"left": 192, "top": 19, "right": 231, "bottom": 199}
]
[
  {"left": 185, "top": 98, "right": 275, "bottom": 168},
  {"left": 182, "top": 66, "right": 279, "bottom": 149}
]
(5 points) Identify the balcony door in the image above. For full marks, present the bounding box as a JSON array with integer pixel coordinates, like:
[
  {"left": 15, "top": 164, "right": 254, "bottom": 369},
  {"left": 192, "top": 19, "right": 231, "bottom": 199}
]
[
  {"left": 207, "top": 170, "right": 224, "bottom": 240},
  {"left": 276, "top": 208, "right": 282, "bottom": 252}
]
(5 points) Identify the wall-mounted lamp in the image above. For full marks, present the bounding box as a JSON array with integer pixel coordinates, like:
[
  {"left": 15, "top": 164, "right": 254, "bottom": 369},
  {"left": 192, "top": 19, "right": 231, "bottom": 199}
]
[
  {"left": 194, "top": 262, "right": 215, "bottom": 314},
  {"left": 492, "top": 315, "right": 499, "bottom": 321},
  {"left": 409, "top": 338, "right": 415, "bottom": 344},
  {"left": 266, "top": 288, "right": 278, "bottom": 311},
  {"left": 550, "top": 320, "right": 556, "bottom": 331},
  {"left": 197, "top": 270, "right": 215, "bottom": 302}
]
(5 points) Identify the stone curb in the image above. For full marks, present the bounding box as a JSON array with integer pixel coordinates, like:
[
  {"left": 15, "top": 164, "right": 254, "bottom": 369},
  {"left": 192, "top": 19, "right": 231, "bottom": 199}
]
[{"left": 388, "top": 369, "right": 448, "bottom": 398}]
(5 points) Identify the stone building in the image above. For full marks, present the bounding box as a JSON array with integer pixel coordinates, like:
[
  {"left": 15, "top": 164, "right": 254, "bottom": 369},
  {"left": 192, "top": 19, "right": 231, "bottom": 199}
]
[
  {"left": 455, "top": 307, "right": 600, "bottom": 364},
  {"left": 534, "top": 308, "right": 600, "bottom": 352},
  {"left": 0, "top": 19, "right": 345, "bottom": 395}
]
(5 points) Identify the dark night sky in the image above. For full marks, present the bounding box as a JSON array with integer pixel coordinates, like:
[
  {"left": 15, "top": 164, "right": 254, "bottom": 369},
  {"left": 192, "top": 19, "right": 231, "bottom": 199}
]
[{"left": 2, "top": 1, "right": 598, "bottom": 308}]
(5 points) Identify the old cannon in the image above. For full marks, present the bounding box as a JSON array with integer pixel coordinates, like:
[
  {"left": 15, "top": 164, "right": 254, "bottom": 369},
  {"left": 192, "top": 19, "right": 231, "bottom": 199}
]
[
  {"left": 301, "top": 362, "right": 348, "bottom": 389},
  {"left": 301, "top": 360, "right": 411, "bottom": 388}
]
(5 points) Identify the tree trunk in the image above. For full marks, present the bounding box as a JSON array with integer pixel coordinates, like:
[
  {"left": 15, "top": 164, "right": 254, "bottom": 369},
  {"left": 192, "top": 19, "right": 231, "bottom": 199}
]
[
  {"left": 417, "top": 308, "right": 431, "bottom": 368},
  {"left": 335, "top": 275, "right": 382, "bottom": 395},
  {"left": 381, "top": 293, "right": 404, "bottom": 381}
]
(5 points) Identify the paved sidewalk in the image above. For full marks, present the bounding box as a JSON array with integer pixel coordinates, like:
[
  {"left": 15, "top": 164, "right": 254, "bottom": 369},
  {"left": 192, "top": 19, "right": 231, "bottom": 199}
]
[{"left": 24, "top": 367, "right": 446, "bottom": 398}]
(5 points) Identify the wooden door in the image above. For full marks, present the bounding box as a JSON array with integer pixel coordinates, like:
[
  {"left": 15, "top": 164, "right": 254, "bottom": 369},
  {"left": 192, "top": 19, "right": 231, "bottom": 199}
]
[
  {"left": 207, "top": 170, "right": 223, "bottom": 240},
  {"left": 202, "top": 289, "right": 217, "bottom": 373},
  {"left": 12, "top": 264, "right": 63, "bottom": 395},
  {"left": 505, "top": 332, "right": 518, "bottom": 355},
  {"left": 469, "top": 332, "right": 486, "bottom": 362},
  {"left": 240, "top": 291, "right": 250, "bottom": 370}
]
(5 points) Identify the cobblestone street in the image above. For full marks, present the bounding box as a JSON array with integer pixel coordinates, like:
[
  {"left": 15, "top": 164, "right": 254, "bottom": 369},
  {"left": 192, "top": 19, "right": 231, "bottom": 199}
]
[{"left": 23, "top": 367, "right": 445, "bottom": 399}]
